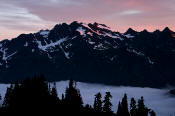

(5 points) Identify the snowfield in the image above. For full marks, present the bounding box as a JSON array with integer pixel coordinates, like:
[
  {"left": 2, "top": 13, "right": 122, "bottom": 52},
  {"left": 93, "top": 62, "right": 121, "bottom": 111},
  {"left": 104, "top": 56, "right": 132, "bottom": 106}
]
[{"left": 0, "top": 81, "right": 175, "bottom": 116}]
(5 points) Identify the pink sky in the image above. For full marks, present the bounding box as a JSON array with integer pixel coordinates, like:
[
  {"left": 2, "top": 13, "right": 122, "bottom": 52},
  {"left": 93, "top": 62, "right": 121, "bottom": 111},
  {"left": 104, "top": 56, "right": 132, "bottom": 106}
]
[{"left": 0, "top": 0, "right": 175, "bottom": 40}]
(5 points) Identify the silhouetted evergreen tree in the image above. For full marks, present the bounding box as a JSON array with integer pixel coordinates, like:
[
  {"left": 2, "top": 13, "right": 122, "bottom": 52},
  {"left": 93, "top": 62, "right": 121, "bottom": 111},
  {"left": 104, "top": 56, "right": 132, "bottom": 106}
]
[
  {"left": 130, "top": 97, "right": 137, "bottom": 116},
  {"left": 116, "top": 101, "right": 122, "bottom": 116},
  {"left": 61, "top": 94, "right": 65, "bottom": 100},
  {"left": 149, "top": 110, "right": 156, "bottom": 116},
  {"left": 3, "top": 84, "right": 14, "bottom": 108},
  {"left": 51, "top": 82, "right": 59, "bottom": 101},
  {"left": 48, "top": 82, "right": 51, "bottom": 93},
  {"left": 3, "top": 76, "right": 51, "bottom": 113},
  {"left": 93, "top": 92, "right": 102, "bottom": 112},
  {"left": 121, "top": 93, "right": 130, "bottom": 116},
  {"left": 84, "top": 104, "right": 94, "bottom": 113},
  {"left": 137, "top": 96, "right": 149, "bottom": 116},
  {"left": 103, "top": 92, "right": 112, "bottom": 113},
  {"left": 50, "top": 82, "right": 59, "bottom": 112},
  {"left": 65, "top": 80, "right": 83, "bottom": 112}
]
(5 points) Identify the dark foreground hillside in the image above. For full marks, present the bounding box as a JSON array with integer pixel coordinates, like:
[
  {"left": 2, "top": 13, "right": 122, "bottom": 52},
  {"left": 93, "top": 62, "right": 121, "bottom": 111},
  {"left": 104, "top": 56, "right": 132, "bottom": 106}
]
[{"left": 0, "top": 76, "right": 156, "bottom": 116}]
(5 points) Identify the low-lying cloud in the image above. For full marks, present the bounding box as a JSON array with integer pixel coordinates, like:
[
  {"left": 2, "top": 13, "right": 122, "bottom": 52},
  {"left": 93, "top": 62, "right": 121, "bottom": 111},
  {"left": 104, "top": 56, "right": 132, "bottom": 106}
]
[
  {"left": 0, "top": 81, "right": 175, "bottom": 116},
  {"left": 55, "top": 81, "right": 175, "bottom": 116}
]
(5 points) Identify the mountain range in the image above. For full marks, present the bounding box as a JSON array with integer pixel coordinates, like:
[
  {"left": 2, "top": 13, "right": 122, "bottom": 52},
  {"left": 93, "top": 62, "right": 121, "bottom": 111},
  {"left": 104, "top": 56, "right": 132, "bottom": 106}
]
[{"left": 0, "top": 21, "right": 175, "bottom": 87}]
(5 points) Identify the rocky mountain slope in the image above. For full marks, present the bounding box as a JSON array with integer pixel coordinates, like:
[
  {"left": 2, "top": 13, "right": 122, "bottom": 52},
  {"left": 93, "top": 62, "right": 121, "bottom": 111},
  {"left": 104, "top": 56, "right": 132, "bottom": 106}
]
[{"left": 0, "top": 21, "right": 175, "bottom": 87}]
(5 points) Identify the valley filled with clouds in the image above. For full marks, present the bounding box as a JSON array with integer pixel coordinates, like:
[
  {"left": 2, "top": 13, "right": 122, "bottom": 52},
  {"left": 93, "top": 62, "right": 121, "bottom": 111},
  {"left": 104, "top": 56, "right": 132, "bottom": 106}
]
[{"left": 1, "top": 81, "right": 174, "bottom": 116}]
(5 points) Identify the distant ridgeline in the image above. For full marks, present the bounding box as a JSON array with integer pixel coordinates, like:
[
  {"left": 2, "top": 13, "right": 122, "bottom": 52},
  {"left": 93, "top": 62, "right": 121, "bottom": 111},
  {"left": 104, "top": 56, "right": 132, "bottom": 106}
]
[
  {"left": 0, "top": 76, "right": 156, "bottom": 115},
  {"left": 0, "top": 21, "right": 175, "bottom": 87}
]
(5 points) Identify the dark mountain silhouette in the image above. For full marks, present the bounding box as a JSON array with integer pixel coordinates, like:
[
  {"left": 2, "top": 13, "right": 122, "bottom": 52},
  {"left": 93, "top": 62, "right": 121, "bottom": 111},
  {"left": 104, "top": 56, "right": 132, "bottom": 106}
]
[
  {"left": 124, "top": 28, "right": 138, "bottom": 35},
  {"left": 0, "top": 21, "right": 175, "bottom": 87}
]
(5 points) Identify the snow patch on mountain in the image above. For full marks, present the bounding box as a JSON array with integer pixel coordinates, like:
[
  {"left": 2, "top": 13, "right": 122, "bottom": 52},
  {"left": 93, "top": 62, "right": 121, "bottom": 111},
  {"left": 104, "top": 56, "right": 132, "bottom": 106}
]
[
  {"left": 81, "top": 23, "right": 107, "bottom": 36},
  {"left": 87, "top": 38, "right": 95, "bottom": 45},
  {"left": 36, "top": 37, "right": 71, "bottom": 59},
  {"left": 5, "top": 51, "right": 17, "bottom": 61},
  {"left": 124, "top": 34, "right": 135, "bottom": 38},
  {"left": 24, "top": 42, "right": 28, "bottom": 47},
  {"left": 37, "top": 38, "right": 66, "bottom": 51},
  {"left": 110, "top": 56, "right": 117, "bottom": 61},
  {"left": 0, "top": 48, "right": 17, "bottom": 63},
  {"left": 89, "top": 41, "right": 96, "bottom": 45},
  {"left": 57, "top": 38, "right": 70, "bottom": 59},
  {"left": 32, "top": 49, "right": 35, "bottom": 52},
  {"left": 87, "top": 32, "right": 93, "bottom": 36},
  {"left": 76, "top": 27, "right": 86, "bottom": 37},
  {"left": 109, "top": 33, "right": 124, "bottom": 41},
  {"left": 104, "top": 33, "right": 119, "bottom": 39},
  {"left": 147, "top": 57, "right": 155, "bottom": 64},
  {"left": 94, "top": 43, "right": 109, "bottom": 50},
  {"left": 126, "top": 48, "right": 145, "bottom": 56},
  {"left": 97, "top": 24, "right": 110, "bottom": 30},
  {"left": 81, "top": 23, "right": 123, "bottom": 41},
  {"left": 37, "top": 40, "right": 56, "bottom": 52},
  {"left": 40, "top": 30, "right": 50, "bottom": 38}
]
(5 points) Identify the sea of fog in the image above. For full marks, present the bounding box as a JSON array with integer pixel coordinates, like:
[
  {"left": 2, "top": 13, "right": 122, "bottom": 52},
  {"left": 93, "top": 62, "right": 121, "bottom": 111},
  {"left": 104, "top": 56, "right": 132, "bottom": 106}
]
[{"left": 0, "top": 81, "right": 175, "bottom": 116}]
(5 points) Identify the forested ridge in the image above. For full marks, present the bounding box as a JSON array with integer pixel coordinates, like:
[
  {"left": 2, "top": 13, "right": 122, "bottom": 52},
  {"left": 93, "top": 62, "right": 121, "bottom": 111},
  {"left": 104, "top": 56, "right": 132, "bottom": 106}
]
[{"left": 0, "top": 76, "right": 156, "bottom": 115}]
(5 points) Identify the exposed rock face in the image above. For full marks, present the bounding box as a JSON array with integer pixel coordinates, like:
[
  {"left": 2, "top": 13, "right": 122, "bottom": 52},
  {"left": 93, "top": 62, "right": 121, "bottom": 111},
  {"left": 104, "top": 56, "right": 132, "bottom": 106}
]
[{"left": 0, "top": 21, "right": 175, "bottom": 87}]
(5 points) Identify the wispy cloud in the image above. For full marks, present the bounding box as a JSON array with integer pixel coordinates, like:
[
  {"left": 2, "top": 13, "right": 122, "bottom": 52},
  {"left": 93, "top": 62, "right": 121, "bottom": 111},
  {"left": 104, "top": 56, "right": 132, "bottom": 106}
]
[
  {"left": 0, "top": 1, "right": 54, "bottom": 39},
  {"left": 0, "top": 3, "right": 41, "bottom": 22},
  {"left": 119, "top": 10, "right": 142, "bottom": 15}
]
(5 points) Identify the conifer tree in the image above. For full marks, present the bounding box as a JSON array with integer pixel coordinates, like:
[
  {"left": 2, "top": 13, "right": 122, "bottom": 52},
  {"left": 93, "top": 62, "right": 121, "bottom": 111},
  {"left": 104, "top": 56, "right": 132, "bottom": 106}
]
[
  {"left": 65, "top": 80, "right": 83, "bottom": 111},
  {"left": 62, "top": 94, "right": 65, "bottom": 100},
  {"left": 130, "top": 97, "right": 137, "bottom": 116},
  {"left": 51, "top": 82, "right": 59, "bottom": 100},
  {"left": 149, "top": 110, "right": 156, "bottom": 116},
  {"left": 116, "top": 101, "right": 122, "bottom": 116},
  {"left": 93, "top": 92, "right": 102, "bottom": 112},
  {"left": 84, "top": 104, "right": 93, "bottom": 113},
  {"left": 103, "top": 92, "right": 112, "bottom": 113},
  {"left": 48, "top": 82, "right": 51, "bottom": 93},
  {"left": 121, "top": 93, "right": 130, "bottom": 116},
  {"left": 3, "top": 84, "right": 14, "bottom": 107},
  {"left": 137, "top": 96, "right": 149, "bottom": 116},
  {"left": 49, "top": 82, "right": 59, "bottom": 112}
]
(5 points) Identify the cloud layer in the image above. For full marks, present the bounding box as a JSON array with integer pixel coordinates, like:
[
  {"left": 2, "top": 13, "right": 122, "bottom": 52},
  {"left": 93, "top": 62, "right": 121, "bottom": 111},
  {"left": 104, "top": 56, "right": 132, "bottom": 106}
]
[
  {"left": 0, "top": 0, "right": 175, "bottom": 40},
  {"left": 1, "top": 81, "right": 175, "bottom": 116},
  {"left": 55, "top": 81, "right": 175, "bottom": 116}
]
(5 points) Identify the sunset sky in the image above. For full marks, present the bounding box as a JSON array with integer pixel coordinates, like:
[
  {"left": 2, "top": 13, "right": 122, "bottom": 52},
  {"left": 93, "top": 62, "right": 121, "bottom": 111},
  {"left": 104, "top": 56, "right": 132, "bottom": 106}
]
[{"left": 0, "top": 0, "right": 175, "bottom": 40}]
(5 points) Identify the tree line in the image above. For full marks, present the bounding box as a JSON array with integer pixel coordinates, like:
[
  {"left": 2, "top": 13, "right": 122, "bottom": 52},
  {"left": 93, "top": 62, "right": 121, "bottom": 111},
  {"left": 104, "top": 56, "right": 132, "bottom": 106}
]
[{"left": 0, "top": 76, "right": 156, "bottom": 115}]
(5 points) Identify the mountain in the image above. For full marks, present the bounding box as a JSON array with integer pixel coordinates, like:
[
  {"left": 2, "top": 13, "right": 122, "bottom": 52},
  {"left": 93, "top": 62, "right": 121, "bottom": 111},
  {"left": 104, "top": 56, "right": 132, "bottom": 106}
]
[{"left": 0, "top": 21, "right": 175, "bottom": 87}]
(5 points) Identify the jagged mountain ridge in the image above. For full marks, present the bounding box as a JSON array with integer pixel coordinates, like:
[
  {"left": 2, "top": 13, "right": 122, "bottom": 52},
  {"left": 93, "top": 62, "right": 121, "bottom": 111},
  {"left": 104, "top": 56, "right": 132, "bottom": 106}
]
[{"left": 0, "top": 21, "right": 175, "bottom": 87}]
